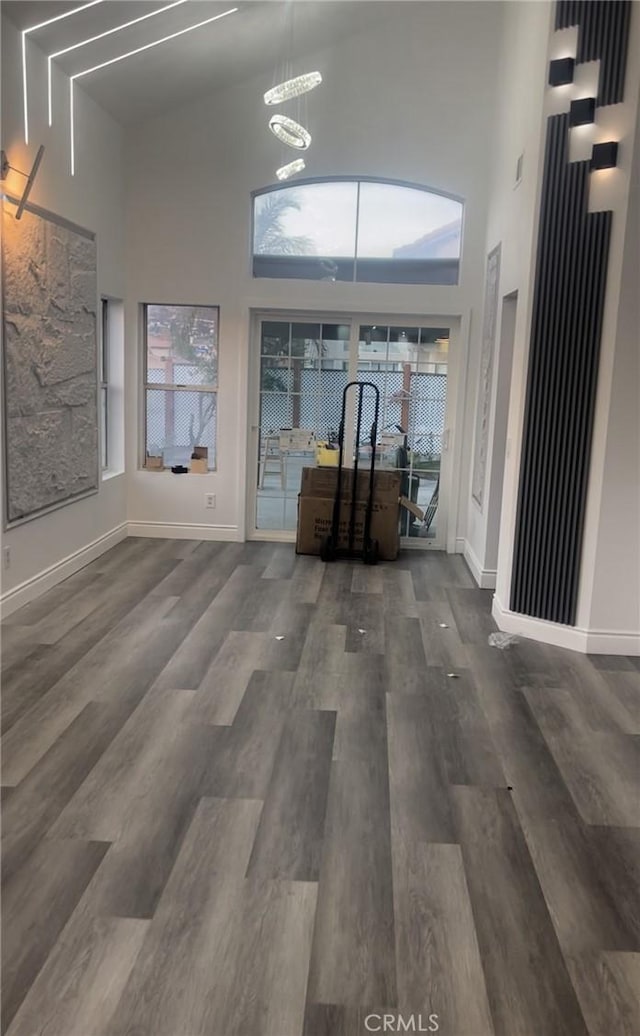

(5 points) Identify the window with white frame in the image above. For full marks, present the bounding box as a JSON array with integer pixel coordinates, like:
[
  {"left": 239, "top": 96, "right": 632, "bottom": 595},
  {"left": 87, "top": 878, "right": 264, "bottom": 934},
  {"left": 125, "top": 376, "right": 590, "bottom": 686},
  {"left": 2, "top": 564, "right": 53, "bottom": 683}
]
[{"left": 143, "top": 303, "right": 218, "bottom": 469}]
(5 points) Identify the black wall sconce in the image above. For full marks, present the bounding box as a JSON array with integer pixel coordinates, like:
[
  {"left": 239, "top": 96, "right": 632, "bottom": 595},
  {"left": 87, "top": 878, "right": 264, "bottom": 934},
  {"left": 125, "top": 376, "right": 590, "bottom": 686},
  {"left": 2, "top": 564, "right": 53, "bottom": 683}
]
[
  {"left": 570, "top": 97, "right": 596, "bottom": 126},
  {"left": 590, "top": 141, "right": 618, "bottom": 170},
  {"left": 549, "top": 57, "right": 575, "bottom": 86}
]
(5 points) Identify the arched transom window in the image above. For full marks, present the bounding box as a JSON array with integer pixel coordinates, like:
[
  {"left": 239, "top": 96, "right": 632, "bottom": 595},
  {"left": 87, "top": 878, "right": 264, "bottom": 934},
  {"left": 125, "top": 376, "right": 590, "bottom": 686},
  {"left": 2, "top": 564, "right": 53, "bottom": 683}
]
[{"left": 252, "top": 178, "right": 464, "bottom": 285}]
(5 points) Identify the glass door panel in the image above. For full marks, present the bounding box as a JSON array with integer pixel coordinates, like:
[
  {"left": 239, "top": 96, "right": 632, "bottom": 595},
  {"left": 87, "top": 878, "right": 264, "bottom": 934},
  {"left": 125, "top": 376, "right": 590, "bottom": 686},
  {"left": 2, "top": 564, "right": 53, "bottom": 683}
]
[
  {"left": 357, "top": 324, "right": 449, "bottom": 545},
  {"left": 256, "top": 320, "right": 349, "bottom": 532}
]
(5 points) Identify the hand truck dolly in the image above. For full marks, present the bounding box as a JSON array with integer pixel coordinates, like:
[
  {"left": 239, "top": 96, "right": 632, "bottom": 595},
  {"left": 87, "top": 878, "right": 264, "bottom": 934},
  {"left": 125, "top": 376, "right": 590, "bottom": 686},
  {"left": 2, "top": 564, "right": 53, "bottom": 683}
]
[{"left": 320, "top": 381, "right": 380, "bottom": 565}]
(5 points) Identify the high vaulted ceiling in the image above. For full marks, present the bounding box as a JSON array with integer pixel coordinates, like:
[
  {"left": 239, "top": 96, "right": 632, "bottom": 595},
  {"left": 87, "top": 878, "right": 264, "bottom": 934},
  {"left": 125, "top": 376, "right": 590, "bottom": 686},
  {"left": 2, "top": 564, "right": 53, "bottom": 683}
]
[{"left": 3, "top": 0, "right": 401, "bottom": 125}]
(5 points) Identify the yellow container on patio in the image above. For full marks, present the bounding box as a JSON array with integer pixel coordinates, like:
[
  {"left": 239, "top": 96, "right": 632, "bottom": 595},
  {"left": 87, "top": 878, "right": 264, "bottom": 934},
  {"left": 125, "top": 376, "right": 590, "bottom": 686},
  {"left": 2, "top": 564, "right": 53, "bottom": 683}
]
[{"left": 315, "top": 442, "right": 339, "bottom": 467}]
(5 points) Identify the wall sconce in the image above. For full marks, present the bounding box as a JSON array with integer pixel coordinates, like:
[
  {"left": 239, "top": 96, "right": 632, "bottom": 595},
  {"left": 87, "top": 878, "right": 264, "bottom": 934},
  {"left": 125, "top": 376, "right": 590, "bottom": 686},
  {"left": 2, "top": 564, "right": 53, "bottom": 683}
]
[
  {"left": 569, "top": 97, "right": 596, "bottom": 126},
  {"left": 549, "top": 57, "right": 575, "bottom": 86},
  {"left": 0, "top": 145, "right": 45, "bottom": 219},
  {"left": 590, "top": 141, "right": 618, "bottom": 170}
]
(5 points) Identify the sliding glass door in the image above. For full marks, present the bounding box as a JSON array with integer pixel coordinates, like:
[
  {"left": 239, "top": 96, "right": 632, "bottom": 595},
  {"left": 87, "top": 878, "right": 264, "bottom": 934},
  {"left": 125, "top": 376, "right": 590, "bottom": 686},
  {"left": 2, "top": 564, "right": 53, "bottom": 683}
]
[{"left": 248, "top": 313, "right": 451, "bottom": 548}]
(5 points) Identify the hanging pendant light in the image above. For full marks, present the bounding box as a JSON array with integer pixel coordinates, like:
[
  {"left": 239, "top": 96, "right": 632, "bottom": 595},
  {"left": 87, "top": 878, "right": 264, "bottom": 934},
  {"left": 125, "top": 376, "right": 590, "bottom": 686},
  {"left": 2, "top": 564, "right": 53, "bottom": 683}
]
[
  {"left": 269, "top": 114, "right": 311, "bottom": 150},
  {"left": 264, "top": 71, "right": 322, "bottom": 106},
  {"left": 276, "top": 157, "right": 306, "bottom": 180}
]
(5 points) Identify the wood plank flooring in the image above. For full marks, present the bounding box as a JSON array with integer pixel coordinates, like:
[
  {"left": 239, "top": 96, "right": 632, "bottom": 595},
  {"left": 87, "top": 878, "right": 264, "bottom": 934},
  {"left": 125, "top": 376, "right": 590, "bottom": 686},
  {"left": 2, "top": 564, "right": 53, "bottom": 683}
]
[{"left": 1, "top": 538, "right": 639, "bottom": 1036}]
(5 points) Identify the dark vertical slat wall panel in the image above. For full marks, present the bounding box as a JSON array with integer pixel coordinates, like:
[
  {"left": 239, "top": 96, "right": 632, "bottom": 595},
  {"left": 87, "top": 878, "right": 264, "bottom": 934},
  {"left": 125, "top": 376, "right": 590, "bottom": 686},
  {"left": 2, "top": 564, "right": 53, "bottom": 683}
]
[
  {"left": 510, "top": 0, "right": 629, "bottom": 625},
  {"left": 555, "top": 0, "right": 631, "bottom": 106}
]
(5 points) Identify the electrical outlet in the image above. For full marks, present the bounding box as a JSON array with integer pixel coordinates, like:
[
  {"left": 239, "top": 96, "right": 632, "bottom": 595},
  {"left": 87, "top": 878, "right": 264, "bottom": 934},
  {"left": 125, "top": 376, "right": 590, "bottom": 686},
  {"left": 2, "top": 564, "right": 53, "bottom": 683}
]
[
  {"left": 205, "top": 493, "right": 215, "bottom": 509},
  {"left": 3, "top": 546, "right": 10, "bottom": 570}
]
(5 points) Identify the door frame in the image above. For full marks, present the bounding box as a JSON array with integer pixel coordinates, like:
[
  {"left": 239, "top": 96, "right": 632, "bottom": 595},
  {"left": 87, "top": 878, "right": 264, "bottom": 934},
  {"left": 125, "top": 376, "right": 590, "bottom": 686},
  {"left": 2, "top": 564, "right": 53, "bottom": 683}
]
[{"left": 246, "top": 308, "right": 464, "bottom": 551}]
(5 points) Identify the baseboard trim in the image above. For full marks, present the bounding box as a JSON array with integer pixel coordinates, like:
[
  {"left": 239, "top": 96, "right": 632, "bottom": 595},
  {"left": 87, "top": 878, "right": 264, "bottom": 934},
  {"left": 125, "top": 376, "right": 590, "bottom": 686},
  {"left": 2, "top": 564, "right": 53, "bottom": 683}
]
[
  {"left": 492, "top": 595, "right": 640, "bottom": 656},
  {"left": 0, "top": 522, "right": 128, "bottom": 619},
  {"left": 127, "top": 521, "right": 241, "bottom": 542},
  {"left": 463, "top": 541, "right": 497, "bottom": 589}
]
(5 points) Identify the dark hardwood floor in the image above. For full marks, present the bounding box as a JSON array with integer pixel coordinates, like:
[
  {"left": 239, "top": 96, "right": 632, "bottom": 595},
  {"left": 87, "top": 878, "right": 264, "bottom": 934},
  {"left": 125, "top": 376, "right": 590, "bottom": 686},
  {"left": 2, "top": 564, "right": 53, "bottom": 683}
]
[{"left": 1, "top": 538, "right": 638, "bottom": 1036}]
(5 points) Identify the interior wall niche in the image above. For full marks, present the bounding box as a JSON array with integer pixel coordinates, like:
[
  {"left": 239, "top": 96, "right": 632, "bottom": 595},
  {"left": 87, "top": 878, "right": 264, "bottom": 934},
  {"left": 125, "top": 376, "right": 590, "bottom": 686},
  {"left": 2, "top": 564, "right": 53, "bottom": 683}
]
[
  {"left": 2, "top": 202, "right": 98, "bottom": 525},
  {"left": 472, "top": 243, "right": 501, "bottom": 510}
]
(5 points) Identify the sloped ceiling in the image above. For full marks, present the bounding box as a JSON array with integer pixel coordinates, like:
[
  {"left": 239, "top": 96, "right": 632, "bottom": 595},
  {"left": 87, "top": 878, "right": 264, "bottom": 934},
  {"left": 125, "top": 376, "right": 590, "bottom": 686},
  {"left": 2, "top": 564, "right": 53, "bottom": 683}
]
[{"left": 4, "top": 0, "right": 401, "bottom": 125}]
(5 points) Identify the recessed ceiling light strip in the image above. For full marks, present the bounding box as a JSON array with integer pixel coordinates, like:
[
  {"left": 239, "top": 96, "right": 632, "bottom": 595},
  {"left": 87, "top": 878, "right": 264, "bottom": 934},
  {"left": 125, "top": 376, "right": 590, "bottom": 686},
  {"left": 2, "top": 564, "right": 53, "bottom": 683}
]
[
  {"left": 69, "top": 79, "right": 75, "bottom": 176},
  {"left": 22, "top": 0, "right": 104, "bottom": 143},
  {"left": 72, "top": 7, "right": 238, "bottom": 80},
  {"left": 69, "top": 7, "right": 238, "bottom": 175},
  {"left": 48, "top": 0, "right": 189, "bottom": 125}
]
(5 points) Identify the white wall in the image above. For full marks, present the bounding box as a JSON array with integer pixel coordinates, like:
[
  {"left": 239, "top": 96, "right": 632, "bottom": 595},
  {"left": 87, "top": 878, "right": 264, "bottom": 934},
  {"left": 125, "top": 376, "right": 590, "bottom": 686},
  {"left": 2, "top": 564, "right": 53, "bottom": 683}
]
[
  {"left": 464, "top": 0, "right": 551, "bottom": 586},
  {"left": 586, "top": 97, "right": 640, "bottom": 643},
  {"left": 124, "top": 2, "right": 502, "bottom": 542},
  {"left": 1, "top": 14, "right": 127, "bottom": 612},
  {"left": 491, "top": 1, "right": 640, "bottom": 652}
]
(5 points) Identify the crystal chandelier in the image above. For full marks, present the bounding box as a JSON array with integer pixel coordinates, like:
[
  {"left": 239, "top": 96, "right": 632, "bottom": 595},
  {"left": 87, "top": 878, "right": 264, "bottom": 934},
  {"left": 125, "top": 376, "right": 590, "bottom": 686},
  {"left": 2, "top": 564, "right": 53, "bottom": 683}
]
[
  {"left": 269, "top": 114, "right": 311, "bottom": 150},
  {"left": 276, "top": 157, "right": 306, "bottom": 180},
  {"left": 264, "top": 71, "right": 322, "bottom": 106}
]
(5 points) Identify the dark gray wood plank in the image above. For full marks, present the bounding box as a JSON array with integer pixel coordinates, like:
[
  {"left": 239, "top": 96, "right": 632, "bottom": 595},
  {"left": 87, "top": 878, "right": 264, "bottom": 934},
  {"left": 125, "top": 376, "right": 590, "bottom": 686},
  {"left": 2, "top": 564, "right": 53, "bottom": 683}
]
[
  {"left": 381, "top": 565, "right": 419, "bottom": 617},
  {"left": 1, "top": 839, "right": 109, "bottom": 1033},
  {"left": 2, "top": 562, "right": 105, "bottom": 628},
  {"left": 1, "top": 702, "right": 125, "bottom": 882},
  {"left": 109, "top": 797, "right": 317, "bottom": 1036},
  {"left": 27, "top": 574, "right": 109, "bottom": 645},
  {"left": 246, "top": 708, "right": 336, "bottom": 880},
  {"left": 417, "top": 599, "right": 469, "bottom": 668},
  {"left": 452, "top": 786, "right": 589, "bottom": 1036},
  {"left": 468, "top": 646, "right": 584, "bottom": 822},
  {"left": 383, "top": 615, "right": 427, "bottom": 670},
  {"left": 422, "top": 667, "right": 506, "bottom": 787},
  {"left": 1, "top": 553, "right": 180, "bottom": 732},
  {"left": 392, "top": 842, "right": 494, "bottom": 1034},
  {"left": 303, "top": 1004, "right": 401, "bottom": 1036},
  {"left": 1, "top": 594, "right": 179, "bottom": 786},
  {"left": 525, "top": 688, "right": 640, "bottom": 826},
  {"left": 49, "top": 686, "right": 219, "bottom": 918},
  {"left": 518, "top": 813, "right": 638, "bottom": 954},
  {"left": 0, "top": 626, "right": 40, "bottom": 672},
  {"left": 6, "top": 913, "right": 148, "bottom": 1036},
  {"left": 387, "top": 693, "right": 456, "bottom": 845},
  {"left": 203, "top": 670, "right": 296, "bottom": 798},
  {"left": 106, "top": 798, "right": 263, "bottom": 1036},
  {"left": 306, "top": 757, "right": 397, "bottom": 1008},
  {"left": 565, "top": 951, "right": 640, "bottom": 1036},
  {"left": 446, "top": 586, "right": 497, "bottom": 644},
  {"left": 262, "top": 544, "right": 298, "bottom": 580},
  {"left": 588, "top": 826, "right": 640, "bottom": 947}
]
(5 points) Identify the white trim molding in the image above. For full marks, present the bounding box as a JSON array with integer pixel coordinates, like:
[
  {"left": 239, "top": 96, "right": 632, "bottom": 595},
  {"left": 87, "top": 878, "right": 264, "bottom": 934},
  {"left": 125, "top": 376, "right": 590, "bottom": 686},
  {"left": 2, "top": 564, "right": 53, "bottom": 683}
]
[
  {"left": 492, "top": 594, "right": 640, "bottom": 656},
  {"left": 463, "top": 540, "right": 497, "bottom": 589},
  {"left": 0, "top": 522, "right": 128, "bottom": 619},
  {"left": 127, "top": 521, "right": 241, "bottom": 542}
]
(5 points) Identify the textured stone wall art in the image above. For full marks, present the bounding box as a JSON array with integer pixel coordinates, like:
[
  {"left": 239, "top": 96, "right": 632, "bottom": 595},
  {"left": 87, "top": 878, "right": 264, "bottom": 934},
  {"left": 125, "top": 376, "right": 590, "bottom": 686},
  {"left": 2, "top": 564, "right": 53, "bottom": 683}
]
[
  {"left": 2, "top": 202, "right": 98, "bottom": 524},
  {"left": 471, "top": 243, "right": 501, "bottom": 509}
]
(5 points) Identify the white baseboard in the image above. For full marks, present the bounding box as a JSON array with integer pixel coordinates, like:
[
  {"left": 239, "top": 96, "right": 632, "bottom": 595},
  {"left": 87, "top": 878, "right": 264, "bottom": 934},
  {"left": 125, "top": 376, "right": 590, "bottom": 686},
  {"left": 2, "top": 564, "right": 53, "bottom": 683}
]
[
  {"left": 0, "top": 522, "right": 128, "bottom": 620},
  {"left": 492, "top": 595, "right": 640, "bottom": 656},
  {"left": 463, "top": 540, "right": 497, "bottom": 589},
  {"left": 127, "top": 521, "right": 241, "bottom": 542}
]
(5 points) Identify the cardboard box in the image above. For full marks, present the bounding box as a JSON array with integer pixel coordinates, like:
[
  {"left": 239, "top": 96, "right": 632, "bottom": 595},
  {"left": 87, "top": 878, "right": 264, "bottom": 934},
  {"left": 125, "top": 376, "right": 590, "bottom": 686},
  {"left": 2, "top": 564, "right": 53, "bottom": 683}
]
[
  {"left": 145, "top": 453, "right": 164, "bottom": 471},
  {"left": 299, "top": 466, "right": 402, "bottom": 505},
  {"left": 190, "top": 446, "right": 208, "bottom": 474},
  {"left": 296, "top": 495, "right": 400, "bottom": 560},
  {"left": 279, "top": 428, "right": 317, "bottom": 451}
]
